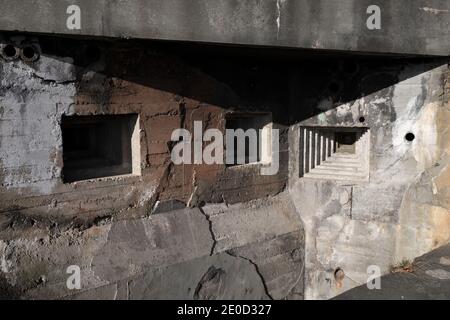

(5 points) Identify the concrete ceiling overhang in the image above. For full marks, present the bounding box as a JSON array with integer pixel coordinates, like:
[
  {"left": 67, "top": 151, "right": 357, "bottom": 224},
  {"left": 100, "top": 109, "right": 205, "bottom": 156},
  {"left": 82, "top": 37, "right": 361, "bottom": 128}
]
[{"left": 0, "top": 0, "right": 449, "bottom": 56}]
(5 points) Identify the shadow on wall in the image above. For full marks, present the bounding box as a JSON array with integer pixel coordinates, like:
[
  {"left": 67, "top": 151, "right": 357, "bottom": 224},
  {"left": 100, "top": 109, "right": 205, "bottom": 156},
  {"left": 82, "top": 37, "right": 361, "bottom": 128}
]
[
  {"left": 23, "top": 33, "right": 447, "bottom": 127},
  {"left": 0, "top": 32, "right": 447, "bottom": 208},
  {"left": 0, "top": 32, "right": 448, "bottom": 301}
]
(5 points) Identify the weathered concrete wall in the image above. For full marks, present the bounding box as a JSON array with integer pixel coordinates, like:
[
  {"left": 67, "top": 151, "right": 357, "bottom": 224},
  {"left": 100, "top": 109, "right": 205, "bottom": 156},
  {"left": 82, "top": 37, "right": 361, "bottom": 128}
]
[
  {"left": 0, "top": 0, "right": 449, "bottom": 56},
  {"left": 1, "top": 32, "right": 449, "bottom": 300},
  {"left": 0, "top": 34, "right": 289, "bottom": 228},
  {"left": 288, "top": 58, "right": 450, "bottom": 299},
  {"left": 0, "top": 34, "right": 300, "bottom": 299}
]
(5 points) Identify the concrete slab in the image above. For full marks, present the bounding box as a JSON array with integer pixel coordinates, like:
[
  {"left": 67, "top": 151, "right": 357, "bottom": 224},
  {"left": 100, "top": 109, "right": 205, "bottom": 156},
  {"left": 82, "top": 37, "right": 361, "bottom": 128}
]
[{"left": 0, "top": 0, "right": 449, "bottom": 56}]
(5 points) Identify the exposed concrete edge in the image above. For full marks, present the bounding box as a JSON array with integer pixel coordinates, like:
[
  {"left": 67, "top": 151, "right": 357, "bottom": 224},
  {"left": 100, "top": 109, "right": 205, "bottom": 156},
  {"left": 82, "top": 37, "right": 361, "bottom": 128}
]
[{"left": 0, "top": 0, "right": 449, "bottom": 56}]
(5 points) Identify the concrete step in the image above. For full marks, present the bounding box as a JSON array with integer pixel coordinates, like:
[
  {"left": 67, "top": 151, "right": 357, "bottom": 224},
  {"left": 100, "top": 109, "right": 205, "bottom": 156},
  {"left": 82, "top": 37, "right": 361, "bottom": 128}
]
[
  {"left": 304, "top": 171, "right": 368, "bottom": 181},
  {"left": 308, "top": 167, "right": 366, "bottom": 177},
  {"left": 322, "top": 158, "right": 361, "bottom": 166},
  {"left": 328, "top": 155, "right": 360, "bottom": 161},
  {"left": 329, "top": 153, "right": 358, "bottom": 159},
  {"left": 319, "top": 162, "right": 361, "bottom": 170},
  {"left": 312, "top": 165, "right": 361, "bottom": 173}
]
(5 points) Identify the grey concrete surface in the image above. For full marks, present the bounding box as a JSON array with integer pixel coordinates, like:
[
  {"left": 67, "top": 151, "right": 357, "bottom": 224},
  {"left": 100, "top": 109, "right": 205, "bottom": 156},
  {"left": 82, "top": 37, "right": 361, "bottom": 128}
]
[
  {"left": 0, "top": 192, "right": 305, "bottom": 300},
  {"left": 0, "top": 0, "right": 449, "bottom": 56},
  {"left": 1, "top": 33, "right": 450, "bottom": 300},
  {"left": 335, "top": 243, "right": 450, "bottom": 299},
  {"left": 288, "top": 60, "right": 450, "bottom": 299}
]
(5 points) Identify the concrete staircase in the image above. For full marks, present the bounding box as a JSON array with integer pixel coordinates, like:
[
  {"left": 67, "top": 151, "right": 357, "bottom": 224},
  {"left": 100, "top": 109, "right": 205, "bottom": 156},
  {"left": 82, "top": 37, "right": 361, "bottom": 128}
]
[
  {"left": 300, "top": 127, "right": 370, "bottom": 182},
  {"left": 304, "top": 153, "right": 367, "bottom": 181}
]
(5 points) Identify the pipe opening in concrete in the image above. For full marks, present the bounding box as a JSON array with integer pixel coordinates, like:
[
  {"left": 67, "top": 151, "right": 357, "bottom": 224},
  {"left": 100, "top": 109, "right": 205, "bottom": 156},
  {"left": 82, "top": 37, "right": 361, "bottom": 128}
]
[
  {"left": 359, "top": 116, "right": 365, "bottom": 123},
  {"left": 334, "top": 268, "right": 345, "bottom": 282},
  {"left": 1, "top": 44, "right": 18, "bottom": 60},
  {"left": 61, "top": 114, "right": 141, "bottom": 183},
  {"left": 405, "top": 132, "right": 415, "bottom": 142},
  {"left": 21, "top": 46, "right": 39, "bottom": 62}
]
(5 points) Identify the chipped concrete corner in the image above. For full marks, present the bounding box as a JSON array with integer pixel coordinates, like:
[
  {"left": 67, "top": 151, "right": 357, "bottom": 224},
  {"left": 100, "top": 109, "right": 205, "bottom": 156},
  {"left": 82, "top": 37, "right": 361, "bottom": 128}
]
[{"left": 0, "top": 7, "right": 450, "bottom": 300}]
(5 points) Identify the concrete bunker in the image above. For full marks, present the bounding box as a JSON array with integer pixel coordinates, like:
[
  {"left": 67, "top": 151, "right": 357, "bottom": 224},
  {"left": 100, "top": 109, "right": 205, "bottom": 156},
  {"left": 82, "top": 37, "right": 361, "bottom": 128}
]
[{"left": 0, "top": 30, "right": 448, "bottom": 301}]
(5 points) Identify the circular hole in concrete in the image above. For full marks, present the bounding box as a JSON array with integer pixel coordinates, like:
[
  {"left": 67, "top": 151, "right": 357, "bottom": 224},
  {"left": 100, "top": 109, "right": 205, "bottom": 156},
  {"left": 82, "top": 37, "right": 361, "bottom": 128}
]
[
  {"left": 405, "top": 132, "right": 415, "bottom": 142},
  {"left": 359, "top": 116, "right": 366, "bottom": 123},
  {"left": 23, "top": 47, "right": 36, "bottom": 59},
  {"left": 22, "top": 46, "right": 36, "bottom": 59},
  {"left": 334, "top": 268, "right": 345, "bottom": 282},
  {"left": 2, "top": 44, "right": 17, "bottom": 58},
  {"left": 20, "top": 45, "right": 39, "bottom": 62}
]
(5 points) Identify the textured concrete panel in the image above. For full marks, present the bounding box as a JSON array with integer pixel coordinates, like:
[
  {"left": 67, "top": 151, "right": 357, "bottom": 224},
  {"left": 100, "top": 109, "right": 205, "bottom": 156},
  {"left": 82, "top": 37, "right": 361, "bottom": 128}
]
[
  {"left": 0, "top": 0, "right": 449, "bottom": 55},
  {"left": 0, "top": 193, "right": 304, "bottom": 300}
]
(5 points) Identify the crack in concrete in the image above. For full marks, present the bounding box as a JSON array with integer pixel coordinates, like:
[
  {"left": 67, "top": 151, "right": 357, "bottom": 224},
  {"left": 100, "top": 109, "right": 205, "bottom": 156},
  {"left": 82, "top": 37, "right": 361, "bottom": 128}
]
[
  {"left": 147, "top": 100, "right": 187, "bottom": 214},
  {"left": 113, "top": 283, "right": 118, "bottom": 300},
  {"left": 286, "top": 260, "right": 304, "bottom": 298},
  {"left": 420, "top": 7, "right": 450, "bottom": 14},
  {"left": 32, "top": 73, "right": 76, "bottom": 85},
  {"left": 343, "top": 273, "right": 360, "bottom": 286},
  {"left": 276, "top": 0, "right": 282, "bottom": 40},
  {"left": 226, "top": 251, "right": 274, "bottom": 300},
  {"left": 349, "top": 186, "right": 353, "bottom": 219},
  {"left": 187, "top": 170, "right": 198, "bottom": 207},
  {"left": 147, "top": 110, "right": 179, "bottom": 118},
  {"left": 198, "top": 206, "right": 217, "bottom": 256}
]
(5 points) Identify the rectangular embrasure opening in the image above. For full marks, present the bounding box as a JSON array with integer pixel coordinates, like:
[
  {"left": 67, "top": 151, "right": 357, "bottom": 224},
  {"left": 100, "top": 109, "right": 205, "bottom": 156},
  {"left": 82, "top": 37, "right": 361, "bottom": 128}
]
[
  {"left": 61, "top": 114, "right": 140, "bottom": 183},
  {"left": 335, "top": 132, "right": 357, "bottom": 154},
  {"left": 300, "top": 126, "right": 370, "bottom": 182},
  {"left": 225, "top": 113, "right": 272, "bottom": 166}
]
